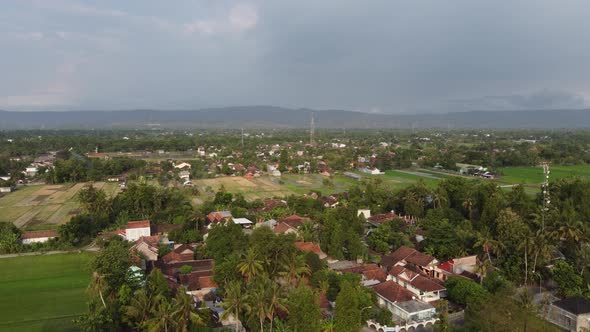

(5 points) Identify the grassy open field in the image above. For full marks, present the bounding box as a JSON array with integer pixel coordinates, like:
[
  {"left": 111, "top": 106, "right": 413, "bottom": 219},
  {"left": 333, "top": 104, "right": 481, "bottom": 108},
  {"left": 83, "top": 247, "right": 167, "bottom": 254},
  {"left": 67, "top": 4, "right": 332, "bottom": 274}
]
[
  {"left": 191, "top": 171, "right": 446, "bottom": 201},
  {"left": 0, "top": 252, "right": 93, "bottom": 332},
  {"left": 498, "top": 165, "right": 590, "bottom": 184},
  {"left": 0, "top": 182, "right": 120, "bottom": 228}
]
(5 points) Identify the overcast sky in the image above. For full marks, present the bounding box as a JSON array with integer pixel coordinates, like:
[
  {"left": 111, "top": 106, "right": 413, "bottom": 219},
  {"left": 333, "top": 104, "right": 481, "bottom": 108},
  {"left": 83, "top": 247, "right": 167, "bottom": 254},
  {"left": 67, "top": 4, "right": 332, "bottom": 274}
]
[{"left": 1, "top": 0, "right": 590, "bottom": 113}]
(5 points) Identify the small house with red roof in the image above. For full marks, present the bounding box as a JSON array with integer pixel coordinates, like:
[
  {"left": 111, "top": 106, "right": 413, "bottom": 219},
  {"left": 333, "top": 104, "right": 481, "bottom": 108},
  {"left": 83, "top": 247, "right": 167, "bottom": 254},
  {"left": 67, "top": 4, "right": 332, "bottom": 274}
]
[
  {"left": 294, "top": 241, "right": 327, "bottom": 259},
  {"left": 274, "top": 214, "right": 310, "bottom": 235},
  {"left": 124, "top": 220, "right": 152, "bottom": 241},
  {"left": 387, "top": 265, "right": 446, "bottom": 303},
  {"left": 206, "top": 211, "right": 232, "bottom": 224},
  {"left": 437, "top": 255, "right": 478, "bottom": 281},
  {"left": 130, "top": 235, "right": 161, "bottom": 261},
  {"left": 21, "top": 229, "right": 58, "bottom": 244},
  {"left": 372, "top": 281, "right": 437, "bottom": 323},
  {"left": 380, "top": 246, "right": 441, "bottom": 279}
]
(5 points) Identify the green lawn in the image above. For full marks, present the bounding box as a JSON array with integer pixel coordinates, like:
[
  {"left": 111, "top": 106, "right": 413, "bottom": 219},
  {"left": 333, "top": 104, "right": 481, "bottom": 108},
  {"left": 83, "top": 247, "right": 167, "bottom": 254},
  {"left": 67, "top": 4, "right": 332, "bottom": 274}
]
[
  {"left": 380, "top": 170, "right": 442, "bottom": 188},
  {"left": 0, "top": 252, "right": 93, "bottom": 332}
]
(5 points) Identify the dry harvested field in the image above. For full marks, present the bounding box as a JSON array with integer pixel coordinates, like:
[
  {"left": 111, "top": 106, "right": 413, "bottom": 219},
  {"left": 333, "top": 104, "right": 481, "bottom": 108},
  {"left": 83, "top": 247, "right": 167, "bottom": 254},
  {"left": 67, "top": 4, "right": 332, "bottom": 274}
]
[
  {"left": 0, "top": 182, "right": 120, "bottom": 228},
  {"left": 194, "top": 176, "right": 295, "bottom": 200}
]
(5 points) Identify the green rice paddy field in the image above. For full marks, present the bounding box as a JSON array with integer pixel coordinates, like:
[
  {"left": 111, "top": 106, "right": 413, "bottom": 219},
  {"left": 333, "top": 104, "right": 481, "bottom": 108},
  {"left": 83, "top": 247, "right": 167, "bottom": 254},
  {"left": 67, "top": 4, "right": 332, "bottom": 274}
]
[
  {"left": 0, "top": 253, "right": 93, "bottom": 332},
  {"left": 498, "top": 165, "right": 590, "bottom": 184}
]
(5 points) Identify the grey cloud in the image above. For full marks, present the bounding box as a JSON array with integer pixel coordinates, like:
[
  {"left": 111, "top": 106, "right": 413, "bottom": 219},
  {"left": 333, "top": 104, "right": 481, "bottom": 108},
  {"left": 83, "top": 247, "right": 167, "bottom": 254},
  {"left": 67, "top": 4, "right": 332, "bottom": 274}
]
[{"left": 1, "top": 0, "right": 590, "bottom": 112}]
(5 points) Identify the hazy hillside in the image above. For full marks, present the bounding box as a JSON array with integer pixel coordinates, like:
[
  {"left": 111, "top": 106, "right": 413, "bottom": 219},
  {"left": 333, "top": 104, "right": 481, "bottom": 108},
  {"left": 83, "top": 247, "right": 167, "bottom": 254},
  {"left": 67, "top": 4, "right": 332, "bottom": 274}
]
[{"left": 0, "top": 107, "right": 589, "bottom": 129}]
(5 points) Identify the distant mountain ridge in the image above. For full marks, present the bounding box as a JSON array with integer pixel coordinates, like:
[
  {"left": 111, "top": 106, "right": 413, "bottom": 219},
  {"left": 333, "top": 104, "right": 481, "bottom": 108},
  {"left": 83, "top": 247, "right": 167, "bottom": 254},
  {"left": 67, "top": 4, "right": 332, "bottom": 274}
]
[{"left": 1, "top": 106, "right": 589, "bottom": 129}]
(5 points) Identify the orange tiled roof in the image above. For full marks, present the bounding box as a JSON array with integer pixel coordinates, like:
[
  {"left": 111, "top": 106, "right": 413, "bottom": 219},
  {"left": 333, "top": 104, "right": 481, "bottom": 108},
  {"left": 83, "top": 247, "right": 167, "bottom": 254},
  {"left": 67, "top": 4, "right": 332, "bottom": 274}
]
[
  {"left": 21, "top": 229, "right": 58, "bottom": 239},
  {"left": 127, "top": 220, "right": 151, "bottom": 229}
]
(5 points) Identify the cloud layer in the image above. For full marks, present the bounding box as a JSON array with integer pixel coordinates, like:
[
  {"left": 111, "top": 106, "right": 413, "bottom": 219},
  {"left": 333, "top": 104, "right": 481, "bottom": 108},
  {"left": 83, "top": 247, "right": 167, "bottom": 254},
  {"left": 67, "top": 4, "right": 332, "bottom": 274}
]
[{"left": 0, "top": 0, "right": 589, "bottom": 112}]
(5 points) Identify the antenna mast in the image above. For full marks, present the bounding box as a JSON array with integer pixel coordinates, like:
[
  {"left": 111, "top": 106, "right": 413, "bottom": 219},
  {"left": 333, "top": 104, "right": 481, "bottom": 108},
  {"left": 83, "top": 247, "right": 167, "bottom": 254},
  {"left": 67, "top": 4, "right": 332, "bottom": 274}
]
[
  {"left": 541, "top": 162, "right": 550, "bottom": 232},
  {"left": 310, "top": 112, "right": 315, "bottom": 145}
]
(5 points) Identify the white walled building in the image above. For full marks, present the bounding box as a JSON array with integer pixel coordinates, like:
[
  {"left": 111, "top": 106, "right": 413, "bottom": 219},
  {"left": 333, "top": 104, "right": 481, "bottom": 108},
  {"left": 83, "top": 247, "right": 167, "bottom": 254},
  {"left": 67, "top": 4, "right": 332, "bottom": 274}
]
[
  {"left": 21, "top": 230, "right": 58, "bottom": 244},
  {"left": 123, "top": 220, "right": 152, "bottom": 241}
]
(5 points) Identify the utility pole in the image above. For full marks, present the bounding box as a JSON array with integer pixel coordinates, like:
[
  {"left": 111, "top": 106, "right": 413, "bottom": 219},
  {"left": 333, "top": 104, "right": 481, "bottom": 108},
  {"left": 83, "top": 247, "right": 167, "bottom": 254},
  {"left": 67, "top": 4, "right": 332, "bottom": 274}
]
[{"left": 241, "top": 128, "right": 244, "bottom": 148}]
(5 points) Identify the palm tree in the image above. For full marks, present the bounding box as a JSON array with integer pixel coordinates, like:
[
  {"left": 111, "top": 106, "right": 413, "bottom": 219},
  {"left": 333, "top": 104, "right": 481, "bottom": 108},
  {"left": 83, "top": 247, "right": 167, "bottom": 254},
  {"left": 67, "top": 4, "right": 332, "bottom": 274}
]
[
  {"left": 221, "top": 281, "right": 251, "bottom": 332},
  {"left": 125, "top": 288, "right": 153, "bottom": 330},
  {"left": 266, "top": 282, "right": 288, "bottom": 332},
  {"left": 551, "top": 219, "right": 585, "bottom": 243},
  {"left": 172, "top": 286, "right": 205, "bottom": 331},
  {"left": 280, "top": 255, "right": 311, "bottom": 287},
  {"left": 249, "top": 282, "right": 270, "bottom": 332},
  {"left": 531, "top": 229, "right": 554, "bottom": 276},
  {"left": 432, "top": 187, "right": 448, "bottom": 209},
  {"left": 474, "top": 228, "right": 504, "bottom": 265},
  {"left": 462, "top": 195, "right": 475, "bottom": 220},
  {"left": 298, "top": 221, "right": 317, "bottom": 242},
  {"left": 237, "top": 248, "right": 264, "bottom": 279},
  {"left": 88, "top": 271, "right": 108, "bottom": 308},
  {"left": 146, "top": 295, "right": 175, "bottom": 332},
  {"left": 474, "top": 259, "right": 492, "bottom": 285}
]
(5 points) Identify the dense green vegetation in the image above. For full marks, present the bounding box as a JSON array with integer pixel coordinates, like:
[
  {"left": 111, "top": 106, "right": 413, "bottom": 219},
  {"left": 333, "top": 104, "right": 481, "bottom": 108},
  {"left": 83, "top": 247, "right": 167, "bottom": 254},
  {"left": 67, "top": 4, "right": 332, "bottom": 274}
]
[{"left": 5, "top": 129, "right": 590, "bottom": 331}]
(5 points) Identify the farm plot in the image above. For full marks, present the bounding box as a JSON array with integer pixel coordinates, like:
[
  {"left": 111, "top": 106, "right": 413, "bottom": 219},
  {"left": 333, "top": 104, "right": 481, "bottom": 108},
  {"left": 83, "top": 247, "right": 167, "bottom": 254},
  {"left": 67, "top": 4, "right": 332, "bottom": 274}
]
[
  {"left": 0, "top": 182, "right": 120, "bottom": 228},
  {"left": 194, "top": 176, "right": 296, "bottom": 200},
  {"left": 0, "top": 252, "right": 93, "bottom": 332}
]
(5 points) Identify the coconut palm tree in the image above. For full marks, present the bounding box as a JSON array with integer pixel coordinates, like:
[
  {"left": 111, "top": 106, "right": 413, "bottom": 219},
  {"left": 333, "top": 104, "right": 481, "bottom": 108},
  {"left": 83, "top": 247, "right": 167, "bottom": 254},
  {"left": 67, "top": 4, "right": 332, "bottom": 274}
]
[
  {"left": 551, "top": 218, "right": 585, "bottom": 243},
  {"left": 432, "top": 187, "right": 448, "bottom": 209},
  {"left": 88, "top": 271, "right": 108, "bottom": 308},
  {"left": 221, "top": 281, "right": 251, "bottom": 332},
  {"left": 462, "top": 195, "right": 475, "bottom": 220},
  {"left": 249, "top": 282, "right": 270, "bottom": 332},
  {"left": 146, "top": 295, "right": 175, "bottom": 332},
  {"left": 237, "top": 248, "right": 264, "bottom": 279},
  {"left": 124, "top": 288, "right": 153, "bottom": 330},
  {"left": 474, "top": 259, "right": 492, "bottom": 285},
  {"left": 266, "top": 282, "right": 288, "bottom": 332},
  {"left": 280, "top": 255, "right": 311, "bottom": 287},
  {"left": 474, "top": 228, "right": 504, "bottom": 265},
  {"left": 531, "top": 229, "right": 554, "bottom": 276},
  {"left": 172, "top": 286, "right": 205, "bottom": 331}
]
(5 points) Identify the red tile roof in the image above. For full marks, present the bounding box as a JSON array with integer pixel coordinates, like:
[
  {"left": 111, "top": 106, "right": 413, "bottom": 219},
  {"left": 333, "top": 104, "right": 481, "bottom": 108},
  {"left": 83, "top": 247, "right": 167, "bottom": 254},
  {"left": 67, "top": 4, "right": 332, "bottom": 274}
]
[
  {"left": 382, "top": 246, "right": 437, "bottom": 268},
  {"left": 405, "top": 251, "right": 437, "bottom": 267},
  {"left": 294, "top": 241, "right": 322, "bottom": 254},
  {"left": 389, "top": 266, "right": 445, "bottom": 292},
  {"left": 410, "top": 275, "right": 446, "bottom": 292},
  {"left": 367, "top": 212, "right": 398, "bottom": 224},
  {"left": 152, "top": 224, "right": 182, "bottom": 234},
  {"left": 280, "top": 214, "right": 309, "bottom": 224},
  {"left": 137, "top": 235, "right": 161, "bottom": 248},
  {"left": 162, "top": 250, "right": 194, "bottom": 264},
  {"left": 438, "top": 260, "right": 454, "bottom": 273},
  {"left": 373, "top": 281, "right": 415, "bottom": 303},
  {"left": 198, "top": 275, "right": 217, "bottom": 288},
  {"left": 381, "top": 246, "right": 417, "bottom": 268},
  {"left": 21, "top": 229, "right": 58, "bottom": 239},
  {"left": 362, "top": 264, "right": 388, "bottom": 282},
  {"left": 126, "top": 220, "right": 151, "bottom": 229},
  {"left": 274, "top": 221, "right": 295, "bottom": 234}
]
